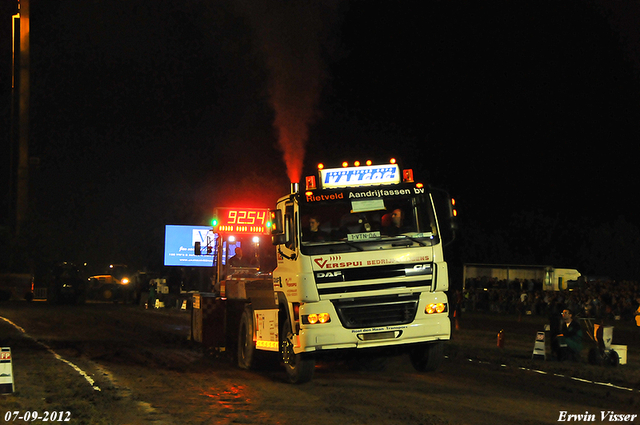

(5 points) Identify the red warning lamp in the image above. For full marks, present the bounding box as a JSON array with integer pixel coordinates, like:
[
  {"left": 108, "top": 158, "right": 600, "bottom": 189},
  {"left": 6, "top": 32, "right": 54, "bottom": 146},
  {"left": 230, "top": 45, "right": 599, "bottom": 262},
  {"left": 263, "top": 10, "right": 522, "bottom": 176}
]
[{"left": 305, "top": 175, "right": 317, "bottom": 190}]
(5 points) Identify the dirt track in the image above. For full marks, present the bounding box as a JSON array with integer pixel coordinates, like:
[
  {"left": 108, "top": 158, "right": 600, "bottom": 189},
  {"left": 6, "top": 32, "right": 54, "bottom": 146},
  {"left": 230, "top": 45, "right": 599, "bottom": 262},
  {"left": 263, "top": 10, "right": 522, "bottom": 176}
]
[{"left": 1, "top": 301, "right": 639, "bottom": 424}]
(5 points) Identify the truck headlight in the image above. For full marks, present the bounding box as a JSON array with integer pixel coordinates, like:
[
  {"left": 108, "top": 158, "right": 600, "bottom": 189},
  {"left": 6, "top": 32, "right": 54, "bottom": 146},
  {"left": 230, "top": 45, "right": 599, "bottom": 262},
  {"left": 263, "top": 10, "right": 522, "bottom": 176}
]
[
  {"left": 426, "top": 303, "right": 447, "bottom": 314},
  {"left": 302, "top": 313, "right": 331, "bottom": 324}
]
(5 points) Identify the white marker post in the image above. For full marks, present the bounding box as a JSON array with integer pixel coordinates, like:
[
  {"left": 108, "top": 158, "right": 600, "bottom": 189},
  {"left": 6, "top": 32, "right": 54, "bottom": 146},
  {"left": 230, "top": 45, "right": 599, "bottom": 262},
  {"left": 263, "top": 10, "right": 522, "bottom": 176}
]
[
  {"left": 0, "top": 347, "right": 15, "bottom": 394},
  {"left": 532, "top": 332, "right": 546, "bottom": 360}
]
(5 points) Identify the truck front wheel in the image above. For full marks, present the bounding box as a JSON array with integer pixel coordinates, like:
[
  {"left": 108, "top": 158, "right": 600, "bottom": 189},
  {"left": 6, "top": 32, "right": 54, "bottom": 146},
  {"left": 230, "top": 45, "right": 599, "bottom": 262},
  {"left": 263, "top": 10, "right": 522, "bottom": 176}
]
[
  {"left": 410, "top": 341, "right": 444, "bottom": 372},
  {"left": 280, "top": 317, "right": 315, "bottom": 384}
]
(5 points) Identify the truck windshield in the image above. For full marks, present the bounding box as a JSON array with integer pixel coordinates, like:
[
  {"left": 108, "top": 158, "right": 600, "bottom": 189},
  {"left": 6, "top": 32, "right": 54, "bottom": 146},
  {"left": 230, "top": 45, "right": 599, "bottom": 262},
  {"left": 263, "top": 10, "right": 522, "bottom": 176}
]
[{"left": 299, "top": 189, "right": 439, "bottom": 255}]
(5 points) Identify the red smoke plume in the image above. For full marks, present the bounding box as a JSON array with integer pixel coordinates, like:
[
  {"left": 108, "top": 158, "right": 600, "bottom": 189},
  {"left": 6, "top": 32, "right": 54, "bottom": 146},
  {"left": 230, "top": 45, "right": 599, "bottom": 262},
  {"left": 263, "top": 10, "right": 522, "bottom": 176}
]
[
  {"left": 271, "top": 79, "right": 320, "bottom": 184},
  {"left": 239, "top": 2, "right": 339, "bottom": 184}
]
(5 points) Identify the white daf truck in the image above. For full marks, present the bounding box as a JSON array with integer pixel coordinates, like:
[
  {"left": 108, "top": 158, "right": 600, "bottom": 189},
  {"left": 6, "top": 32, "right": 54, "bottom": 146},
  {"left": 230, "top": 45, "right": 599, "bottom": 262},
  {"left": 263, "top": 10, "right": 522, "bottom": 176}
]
[{"left": 194, "top": 159, "right": 457, "bottom": 383}]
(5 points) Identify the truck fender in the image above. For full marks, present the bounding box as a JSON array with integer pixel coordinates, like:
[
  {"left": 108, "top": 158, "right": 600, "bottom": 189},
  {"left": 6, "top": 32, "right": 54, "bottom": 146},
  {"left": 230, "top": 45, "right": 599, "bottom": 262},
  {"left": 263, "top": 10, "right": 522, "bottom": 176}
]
[{"left": 275, "top": 292, "right": 300, "bottom": 338}]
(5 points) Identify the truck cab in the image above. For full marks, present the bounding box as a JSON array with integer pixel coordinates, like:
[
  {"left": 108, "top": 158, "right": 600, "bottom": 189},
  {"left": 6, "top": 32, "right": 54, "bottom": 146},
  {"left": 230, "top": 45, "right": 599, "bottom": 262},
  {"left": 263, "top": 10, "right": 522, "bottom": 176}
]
[{"left": 268, "top": 160, "right": 456, "bottom": 382}]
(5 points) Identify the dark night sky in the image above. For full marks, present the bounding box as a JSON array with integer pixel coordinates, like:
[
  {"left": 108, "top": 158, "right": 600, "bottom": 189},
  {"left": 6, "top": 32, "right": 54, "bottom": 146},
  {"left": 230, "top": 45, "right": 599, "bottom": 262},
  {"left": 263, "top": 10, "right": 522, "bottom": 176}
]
[{"left": 2, "top": 0, "right": 639, "bottom": 275}]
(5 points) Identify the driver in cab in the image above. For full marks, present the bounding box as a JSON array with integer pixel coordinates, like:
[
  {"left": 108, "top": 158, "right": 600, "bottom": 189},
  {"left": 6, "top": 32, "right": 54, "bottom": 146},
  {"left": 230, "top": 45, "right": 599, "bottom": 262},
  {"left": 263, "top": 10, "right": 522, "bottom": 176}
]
[
  {"left": 228, "top": 247, "right": 252, "bottom": 267},
  {"left": 303, "top": 216, "right": 329, "bottom": 242},
  {"left": 382, "top": 208, "right": 410, "bottom": 236}
]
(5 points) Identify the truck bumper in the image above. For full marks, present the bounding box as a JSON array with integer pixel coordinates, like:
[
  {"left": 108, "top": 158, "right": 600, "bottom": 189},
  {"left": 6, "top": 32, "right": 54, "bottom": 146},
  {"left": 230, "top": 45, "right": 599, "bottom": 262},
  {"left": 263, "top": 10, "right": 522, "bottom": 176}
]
[{"left": 295, "top": 298, "right": 451, "bottom": 353}]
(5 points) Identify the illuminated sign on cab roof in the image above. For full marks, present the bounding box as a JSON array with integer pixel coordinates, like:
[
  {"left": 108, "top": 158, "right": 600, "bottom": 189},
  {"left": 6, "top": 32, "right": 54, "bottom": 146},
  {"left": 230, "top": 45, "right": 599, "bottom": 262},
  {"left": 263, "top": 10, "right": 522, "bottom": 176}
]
[{"left": 319, "top": 164, "right": 400, "bottom": 189}]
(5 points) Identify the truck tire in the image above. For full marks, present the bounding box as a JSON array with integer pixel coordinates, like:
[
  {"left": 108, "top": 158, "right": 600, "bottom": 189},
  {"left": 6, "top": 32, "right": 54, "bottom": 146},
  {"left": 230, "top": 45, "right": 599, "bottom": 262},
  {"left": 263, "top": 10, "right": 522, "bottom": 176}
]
[
  {"left": 410, "top": 341, "right": 444, "bottom": 372},
  {"left": 238, "top": 306, "right": 258, "bottom": 369},
  {"left": 280, "top": 317, "right": 315, "bottom": 384},
  {"left": 237, "top": 306, "right": 277, "bottom": 370}
]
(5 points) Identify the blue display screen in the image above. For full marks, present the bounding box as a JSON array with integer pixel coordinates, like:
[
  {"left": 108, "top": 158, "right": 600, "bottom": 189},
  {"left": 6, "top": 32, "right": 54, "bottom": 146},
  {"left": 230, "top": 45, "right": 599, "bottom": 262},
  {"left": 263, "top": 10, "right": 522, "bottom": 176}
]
[{"left": 164, "top": 225, "right": 215, "bottom": 267}]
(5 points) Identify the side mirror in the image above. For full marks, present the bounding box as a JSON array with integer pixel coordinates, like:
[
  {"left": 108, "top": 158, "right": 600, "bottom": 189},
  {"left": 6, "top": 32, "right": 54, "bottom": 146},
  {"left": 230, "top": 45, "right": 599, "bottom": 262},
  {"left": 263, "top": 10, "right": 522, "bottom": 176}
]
[
  {"left": 270, "top": 209, "right": 283, "bottom": 235},
  {"left": 194, "top": 241, "right": 201, "bottom": 255},
  {"left": 272, "top": 234, "right": 287, "bottom": 246},
  {"left": 430, "top": 188, "right": 457, "bottom": 246}
]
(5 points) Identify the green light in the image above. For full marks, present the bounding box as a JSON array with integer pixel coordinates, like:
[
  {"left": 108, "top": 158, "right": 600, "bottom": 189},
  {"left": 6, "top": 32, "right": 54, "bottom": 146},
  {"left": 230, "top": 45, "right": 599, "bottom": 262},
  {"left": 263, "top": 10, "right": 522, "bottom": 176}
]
[{"left": 211, "top": 218, "right": 218, "bottom": 227}]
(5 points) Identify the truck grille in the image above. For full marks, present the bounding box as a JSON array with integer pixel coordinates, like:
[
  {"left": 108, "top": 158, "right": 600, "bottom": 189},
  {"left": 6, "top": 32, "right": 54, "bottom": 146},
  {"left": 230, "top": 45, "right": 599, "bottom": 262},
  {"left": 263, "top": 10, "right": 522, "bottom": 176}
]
[
  {"left": 315, "top": 262, "right": 433, "bottom": 297},
  {"left": 331, "top": 294, "right": 420, "bottom": 329}
]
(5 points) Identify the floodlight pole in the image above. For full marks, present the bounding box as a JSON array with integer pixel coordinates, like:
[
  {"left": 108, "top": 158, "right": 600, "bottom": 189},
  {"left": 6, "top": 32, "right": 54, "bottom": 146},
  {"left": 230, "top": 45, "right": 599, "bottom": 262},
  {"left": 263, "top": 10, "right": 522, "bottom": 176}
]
[{"left": 13, "top": 0, "right": 30, "bottom": 236}]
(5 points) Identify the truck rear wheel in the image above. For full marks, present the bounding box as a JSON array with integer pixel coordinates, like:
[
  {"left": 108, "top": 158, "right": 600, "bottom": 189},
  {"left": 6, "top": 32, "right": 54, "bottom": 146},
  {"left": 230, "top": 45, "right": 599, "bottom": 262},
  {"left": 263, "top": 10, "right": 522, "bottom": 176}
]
[
  {"left": 280, "top": 317, "right": 315, "bottom": 384},
  {"left": 410, "top": 341, "right": 444, "bottom": 372},
  {"left": 238, "top": 306, "right": 276, "bottom": 370},
  {"left": 238, "top": 306, "right": 258, "bottom": 369}
]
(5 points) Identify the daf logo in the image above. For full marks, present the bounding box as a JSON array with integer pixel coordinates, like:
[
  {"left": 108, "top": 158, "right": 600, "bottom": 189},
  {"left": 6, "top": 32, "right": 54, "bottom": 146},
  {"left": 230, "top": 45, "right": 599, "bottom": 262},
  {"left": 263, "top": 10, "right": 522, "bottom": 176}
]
[
  {"left": 315, "top": 270, "right": 344, "bottom": 283},
  {"left": 317, "top": 271, "right": 342, "bottom": 278}
]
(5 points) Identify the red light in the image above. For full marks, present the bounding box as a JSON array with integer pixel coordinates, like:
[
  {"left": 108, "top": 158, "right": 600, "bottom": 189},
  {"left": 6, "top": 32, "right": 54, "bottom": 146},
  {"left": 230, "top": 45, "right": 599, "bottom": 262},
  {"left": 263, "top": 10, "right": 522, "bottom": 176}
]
[
  {"left": 403, "top": 169, "right": 414, "bottom": 182},
  {"left": 416, "top": 182, "right": 424, "bottom": 188},
  {"left": 305, "top": 175, "right": 317, "bottom": 190},
  {"left": 366, "top": 160, "right": 372, "bottom": 166},
  {"left": 390, "top": 158, "right": 397, "bottom": 164},
  {"left": 354, "top": 161, "right": 360, "bottom": 166},
  {"left": 317, "top": 163, "right": 324, "bottom": 170},
  {"left": 342, "top": 161, "right": 349, "bottom": 168}
]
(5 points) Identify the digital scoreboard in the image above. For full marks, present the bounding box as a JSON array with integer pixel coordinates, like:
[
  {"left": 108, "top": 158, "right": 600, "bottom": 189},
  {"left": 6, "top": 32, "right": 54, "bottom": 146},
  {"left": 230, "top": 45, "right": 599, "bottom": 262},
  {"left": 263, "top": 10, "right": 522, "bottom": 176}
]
[{"left": 213, "top": 207, "right": 271, "bottom": 235}]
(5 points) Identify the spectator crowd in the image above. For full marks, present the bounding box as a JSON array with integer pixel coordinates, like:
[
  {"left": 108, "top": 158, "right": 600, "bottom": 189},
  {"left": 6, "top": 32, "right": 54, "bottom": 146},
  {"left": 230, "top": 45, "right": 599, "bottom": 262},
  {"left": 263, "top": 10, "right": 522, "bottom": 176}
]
[{"left": 458, "top": 278, "right": 640, "bottom": 324}]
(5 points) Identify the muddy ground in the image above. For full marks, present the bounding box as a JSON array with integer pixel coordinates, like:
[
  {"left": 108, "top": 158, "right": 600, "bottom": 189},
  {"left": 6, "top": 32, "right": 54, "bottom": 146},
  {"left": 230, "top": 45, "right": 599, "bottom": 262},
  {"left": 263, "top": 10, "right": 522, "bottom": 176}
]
[{"left": 1, "top": 301, "right": 639, "bottom": 424}]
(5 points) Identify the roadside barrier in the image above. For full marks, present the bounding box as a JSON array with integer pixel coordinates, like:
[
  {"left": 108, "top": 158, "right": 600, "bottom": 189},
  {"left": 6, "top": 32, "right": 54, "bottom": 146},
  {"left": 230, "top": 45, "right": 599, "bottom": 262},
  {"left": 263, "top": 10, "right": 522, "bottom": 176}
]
[{"left": 0, "top": 347, "right": 14, "bottom": 394}]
